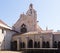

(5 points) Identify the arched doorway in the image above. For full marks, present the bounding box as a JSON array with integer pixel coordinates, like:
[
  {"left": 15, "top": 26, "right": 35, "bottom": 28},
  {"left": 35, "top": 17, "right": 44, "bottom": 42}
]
[
  {"left": 20, "top": 42, "right": 22, "bottom": 48},
  {"left": 11, "top": 41, "right": 17, "bottom": 51},
  {"left": 22, "top": 42, "right": 25, "bottom": 48},
  {"left": 28, "top": 39, "right": 33, "bottom": 48},
  {"left": 53, "top": 41, "right": 57, "bottom": 48},
  {"left": 46, "top": 41, "right": 50, "bottom": 48},
  {"left": 37, "top": 41, "right": 40, "bottom": 48},
  {"left": 20, "top": 42, "right": 25, "bottom": 48},
  {"left": 34, "top": 41, "right": 38, "bottom": 48},
  {"left": 58, "top": 41, "right": 60, "bottom": 48},
  {"left": 42, "top": 41, "right": 46, "bottom": 48}
]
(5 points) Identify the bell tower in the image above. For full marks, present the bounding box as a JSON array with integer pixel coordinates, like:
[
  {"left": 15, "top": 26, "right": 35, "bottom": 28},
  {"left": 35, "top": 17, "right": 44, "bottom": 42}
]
[
  {"left": 13, "top": 4, "right": 42, "bottom": 32},
  {"left": 26, "top": 3, "right": 37, "bottom": 18}
]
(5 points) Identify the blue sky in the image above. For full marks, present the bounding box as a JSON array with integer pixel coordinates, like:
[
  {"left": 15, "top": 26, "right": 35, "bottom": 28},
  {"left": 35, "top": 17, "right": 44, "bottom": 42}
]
[{"left": 0, "top": 0, "right": 60, "bottom": 31}]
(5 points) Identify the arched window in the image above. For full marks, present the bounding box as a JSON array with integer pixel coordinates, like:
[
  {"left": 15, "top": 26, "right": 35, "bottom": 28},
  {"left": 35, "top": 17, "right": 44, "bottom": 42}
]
[
  {"left": 58, "top": 41, "right": 60, "bottom": 48},
  {"left": 21, "top": 27, "right": 27, "bottom": 33},
  {"left": 37, "top": 42, "right": 40, "bottom": 48},
  {"left": 22, "top": 42, "right": 25, "bottom": 48},
  {"left": 20, "top": 42, "right": 22, "bottom": 48},
  {"left": 34, "top": 41, "right": 38, "bottom": 48},
  {"left": 20, "top": 24, "right": 27, "bottom": 33},
  {"left": 46, "top": 41, "right": 50, "bottom": 48},
  {"left": 53, "top": 41, "right": 57, "bottom": 48},
  {"left": 20, "top": 42, "right": 25, "bottom": 48},
  {"left": 28, "top": 39, "right": 33, "bottom": 48},
  {"left": 21, "top": 24, "right": 26, "bottom": 27},
  {"left": 42, "top": 41, "right": 46, "bottom": 48}
]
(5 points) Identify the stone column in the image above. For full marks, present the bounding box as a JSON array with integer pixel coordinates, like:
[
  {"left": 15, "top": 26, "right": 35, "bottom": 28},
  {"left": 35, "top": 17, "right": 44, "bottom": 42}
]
[
  {"left": 26, "top": 37, "right": 29, "bottom": 48},
  {"left": 17, "top": 39, "right": 20, "bottom": 51},
  {"left": 33, "top": 35, "right": 34, "bottom": 48},
  {"left": 50, "top": 34, "right": 53, "bottom": 48},
  {"left": 40, "top": 35, "right": 42, "bottom": 48}
]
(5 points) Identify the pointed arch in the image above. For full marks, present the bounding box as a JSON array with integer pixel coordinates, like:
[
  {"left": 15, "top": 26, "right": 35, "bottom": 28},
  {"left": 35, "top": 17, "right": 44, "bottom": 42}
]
[{"left": 21, "top": 24, "right": 26, "bottom": 27}]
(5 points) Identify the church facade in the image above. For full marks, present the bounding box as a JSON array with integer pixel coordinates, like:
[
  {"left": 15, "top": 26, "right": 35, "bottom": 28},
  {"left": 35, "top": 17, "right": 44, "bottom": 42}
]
[{"left": 0, "top": 4, "right": 60, "bottom": 51}]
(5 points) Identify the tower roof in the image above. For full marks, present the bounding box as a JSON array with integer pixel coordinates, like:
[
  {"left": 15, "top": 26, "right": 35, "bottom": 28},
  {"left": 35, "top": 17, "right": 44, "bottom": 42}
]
[{"left": 29, "top": 3, "right": 33, "bottom": 8}]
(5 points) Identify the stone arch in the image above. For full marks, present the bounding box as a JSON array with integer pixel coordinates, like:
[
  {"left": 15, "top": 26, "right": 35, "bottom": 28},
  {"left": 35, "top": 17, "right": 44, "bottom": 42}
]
[{"left": 28, "top": 39, "right": 33, "bottom": 48}]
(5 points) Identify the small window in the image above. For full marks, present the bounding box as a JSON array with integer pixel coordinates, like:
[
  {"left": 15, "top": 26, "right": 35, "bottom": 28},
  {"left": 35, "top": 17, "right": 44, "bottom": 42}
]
[{"left": 2, "top": 29, "right": 4, "bottom": 33}]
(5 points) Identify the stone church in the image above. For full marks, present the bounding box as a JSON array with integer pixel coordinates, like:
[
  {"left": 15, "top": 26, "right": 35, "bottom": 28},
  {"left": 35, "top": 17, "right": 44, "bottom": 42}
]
[{"left": 0, "top": 4, "right": 60, "bottom": 51}]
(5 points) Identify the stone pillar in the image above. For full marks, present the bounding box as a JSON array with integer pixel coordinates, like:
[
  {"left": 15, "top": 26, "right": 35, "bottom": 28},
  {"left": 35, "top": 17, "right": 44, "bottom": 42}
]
[
  {"left": 33, "top": 36, "right": 34, "bottom": 48},
  {"left": 17, "top": 39, "right": 20, "bottom": 51},
  {"left": 40, "top": 37, "right": 42, "bottom": 48},
  {"left": 50, "top": 34, "right": 53, "bottom": 48},
  {"left": 40, "top": 35, "right": 43, "bottom": 48},
  {"left": 26, "top": 37, "right": 29, "bottom": 48}
]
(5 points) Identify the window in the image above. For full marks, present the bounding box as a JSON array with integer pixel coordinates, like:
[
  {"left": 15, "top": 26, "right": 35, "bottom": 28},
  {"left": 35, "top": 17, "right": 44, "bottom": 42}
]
[
  {"left": 53, "top": 41, "right": 58, "bottom": 48},
  {"left": 2, "top": 29, "right": 4, "bottom": 33},
  {"left": 20, "top": 24, "right": 27, "bottom": 33}
]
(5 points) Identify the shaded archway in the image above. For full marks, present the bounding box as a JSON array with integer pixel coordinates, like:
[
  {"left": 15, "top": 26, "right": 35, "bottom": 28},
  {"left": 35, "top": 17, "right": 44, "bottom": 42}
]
[
  {"left": 20, "top": 42, "right": 25, "bottom": 48},
  {"left": 28, "top": 39, "right": 33, "bottom": 48},
  {"left": 34, "top": 41, "right": 38, "bottom": 48},
  {"left": 37, "top": 41, "right": 40, "bottom": 48},
  {"left": 22, "top": 42, "right": 25, "bottom": 48},
  {"left": 53, "top": 41, "right": 57, "bottom": 48},
  {"left": 42, "top": 41, "right": 46, "bottom": 48},
  {"left": 11, "top": 41, "right": 17, "bottom": 51},
  {"left": 58, "top": 41, "right": 60, "bottom": 48},
  {"left": 20, "top": 42, "right": 22, "bottom": 48},
  {"left": 46, "top": 41, "right": 50, "bottom": 48}
]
